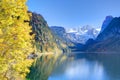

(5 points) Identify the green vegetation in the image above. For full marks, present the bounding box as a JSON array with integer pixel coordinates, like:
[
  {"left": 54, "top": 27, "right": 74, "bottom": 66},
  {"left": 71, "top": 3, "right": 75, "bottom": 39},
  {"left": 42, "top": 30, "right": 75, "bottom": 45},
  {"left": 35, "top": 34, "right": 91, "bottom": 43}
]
[
  {"left": 29, "top": 12, "right": 70, "bottom": 54},
  {"left": 26, "top": 12, "right": 69, "bottom": 80},
  {"left": 29, "top": 12, "right": 61, "bottom": 53},
  {"left": 27, "top": 54, "right": 67, "bottom": 80}
]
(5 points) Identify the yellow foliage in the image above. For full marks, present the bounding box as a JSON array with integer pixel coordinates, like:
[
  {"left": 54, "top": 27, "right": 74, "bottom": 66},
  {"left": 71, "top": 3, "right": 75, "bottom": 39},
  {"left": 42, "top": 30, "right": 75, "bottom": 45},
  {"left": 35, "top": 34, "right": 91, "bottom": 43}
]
[
  {"left": 0, "top": 0, "right": 34, "bottom": 80},
  {"left": 60, "top": 55, "right": 67, "bottom": 63}
]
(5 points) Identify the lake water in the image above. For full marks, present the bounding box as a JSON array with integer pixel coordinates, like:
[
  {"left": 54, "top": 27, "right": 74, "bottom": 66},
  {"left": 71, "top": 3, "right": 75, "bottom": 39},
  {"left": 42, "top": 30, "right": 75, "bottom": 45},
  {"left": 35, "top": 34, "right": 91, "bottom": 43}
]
[{"left": 48, "top": 53, "right": 120, "bottom": 80}]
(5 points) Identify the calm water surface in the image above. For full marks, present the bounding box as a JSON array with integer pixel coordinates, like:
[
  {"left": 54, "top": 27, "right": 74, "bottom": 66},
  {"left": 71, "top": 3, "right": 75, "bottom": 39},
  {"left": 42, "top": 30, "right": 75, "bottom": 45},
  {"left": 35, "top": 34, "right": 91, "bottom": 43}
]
[{"left": 48, "top": 53, "right": 120, "bottom": 80}]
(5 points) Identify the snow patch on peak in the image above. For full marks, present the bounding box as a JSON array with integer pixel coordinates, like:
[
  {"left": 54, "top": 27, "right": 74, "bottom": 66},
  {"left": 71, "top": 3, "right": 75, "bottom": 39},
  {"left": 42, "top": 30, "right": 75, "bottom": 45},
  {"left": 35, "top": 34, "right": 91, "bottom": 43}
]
[
  {"left": 66, "top": 28, "right": 77, "bottom": 33},
  {"left": 66, "top": 25, "right": 100, "bottom": 44},
  {"left": 96, "top": 28, "right": 101, "bottom": 32}
]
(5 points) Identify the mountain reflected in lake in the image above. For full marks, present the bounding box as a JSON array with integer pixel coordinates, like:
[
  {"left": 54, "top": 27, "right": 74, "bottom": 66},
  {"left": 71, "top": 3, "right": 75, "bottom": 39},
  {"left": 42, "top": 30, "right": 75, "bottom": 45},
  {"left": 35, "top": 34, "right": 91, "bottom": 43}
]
[{"left": 48, "top": 53, "right": 120, "bottom": 80}]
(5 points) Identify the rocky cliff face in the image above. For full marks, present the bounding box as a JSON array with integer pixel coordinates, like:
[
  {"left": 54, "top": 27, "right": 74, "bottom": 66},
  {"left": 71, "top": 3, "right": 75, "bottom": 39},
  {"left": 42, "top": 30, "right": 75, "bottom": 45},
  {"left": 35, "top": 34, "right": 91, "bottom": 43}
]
[
  {"left": 30, "top": 13, "right": 56, "bottom": 53},
  {"left": 30, "top": 13, "right": 68, "bottom": 53},
  {"left": 100, "top": 16, "right": 113, "bottom": 33},
  {"left": 86, "top": 17, "right": 120, "bottom": 52},
  {"left": 50, "top": 26, "right": 73, "bottom": 46},
  {"left": 96, "top": 17, "right": 120, "bottom": 41},
  {"left": 50, "top": 26, "right": 68, "bottom": 43}
]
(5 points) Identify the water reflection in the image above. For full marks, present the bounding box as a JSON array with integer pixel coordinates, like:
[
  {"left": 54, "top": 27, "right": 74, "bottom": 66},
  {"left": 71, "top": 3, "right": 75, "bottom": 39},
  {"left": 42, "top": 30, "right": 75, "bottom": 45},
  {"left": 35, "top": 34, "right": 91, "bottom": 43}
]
[
  {"left": 49, "top": 59, "right": 108, "bottom": 80},
  {"left": 48, "top": 53, "right": 120, "bottom": 80}
]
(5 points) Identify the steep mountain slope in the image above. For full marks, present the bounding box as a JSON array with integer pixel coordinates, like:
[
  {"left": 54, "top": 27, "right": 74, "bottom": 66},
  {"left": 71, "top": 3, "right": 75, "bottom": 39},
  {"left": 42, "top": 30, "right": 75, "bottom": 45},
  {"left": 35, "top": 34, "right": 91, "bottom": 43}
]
[
  {"left": 86, "top": 17, "right": 120, "bottom": 52},
  {"left": 30, "top": 12, "right": 59, "bottom": 53},
  {"left": 96, "top": 17, "right": 120, "bottom": 41},
  {"left": 50, "top": 26, "right": 73, "bottom": 46},
  {"left": 29, "top": 13, "right": 69, "bottom": 53},
  {"left": 100, "top": 16, "right": 113, "bottom": 33}
]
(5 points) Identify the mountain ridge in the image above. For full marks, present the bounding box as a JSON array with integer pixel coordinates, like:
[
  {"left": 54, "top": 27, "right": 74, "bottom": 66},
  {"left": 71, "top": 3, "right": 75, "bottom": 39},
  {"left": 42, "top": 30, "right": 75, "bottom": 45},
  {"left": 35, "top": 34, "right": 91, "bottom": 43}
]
[{"left": 85, "top": 16, "right": 120, "bottom": 52}]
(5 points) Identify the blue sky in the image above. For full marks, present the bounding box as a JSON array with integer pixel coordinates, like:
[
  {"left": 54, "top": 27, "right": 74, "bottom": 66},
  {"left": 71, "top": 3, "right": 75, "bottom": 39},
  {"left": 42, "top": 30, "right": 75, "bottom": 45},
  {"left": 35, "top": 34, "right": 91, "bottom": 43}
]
[{"left": 27, "top": 0, "right": 120, "bottom": 28}]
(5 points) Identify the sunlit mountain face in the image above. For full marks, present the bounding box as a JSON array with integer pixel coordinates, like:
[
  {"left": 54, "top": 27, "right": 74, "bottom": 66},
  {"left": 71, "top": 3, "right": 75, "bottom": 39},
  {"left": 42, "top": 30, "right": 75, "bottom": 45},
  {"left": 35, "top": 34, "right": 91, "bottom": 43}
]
[{"left": 66, "top": 25, "right": 101, "bottom": 44}]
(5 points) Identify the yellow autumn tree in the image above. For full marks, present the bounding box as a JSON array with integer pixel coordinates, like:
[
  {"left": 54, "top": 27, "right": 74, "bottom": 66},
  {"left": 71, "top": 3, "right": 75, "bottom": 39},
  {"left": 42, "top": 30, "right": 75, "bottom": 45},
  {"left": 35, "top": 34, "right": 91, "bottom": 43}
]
[{"left": 0, "top": 0, "right": 34, "bottom": 80}]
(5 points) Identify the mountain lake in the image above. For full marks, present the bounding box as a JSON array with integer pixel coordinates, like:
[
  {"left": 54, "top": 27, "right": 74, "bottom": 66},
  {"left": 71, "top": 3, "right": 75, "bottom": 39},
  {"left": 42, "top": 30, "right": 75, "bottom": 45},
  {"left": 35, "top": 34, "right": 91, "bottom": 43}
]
[{"left": 48, "top": 53, "right": 120, "bottom": 80}]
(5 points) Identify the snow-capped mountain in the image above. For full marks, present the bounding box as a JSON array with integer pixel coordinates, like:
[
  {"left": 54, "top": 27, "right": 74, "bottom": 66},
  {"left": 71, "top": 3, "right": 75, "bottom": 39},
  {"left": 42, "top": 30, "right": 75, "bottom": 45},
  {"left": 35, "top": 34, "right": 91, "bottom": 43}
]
[{"left": 66, "top": 25, "right": 101, "bottom": 44}]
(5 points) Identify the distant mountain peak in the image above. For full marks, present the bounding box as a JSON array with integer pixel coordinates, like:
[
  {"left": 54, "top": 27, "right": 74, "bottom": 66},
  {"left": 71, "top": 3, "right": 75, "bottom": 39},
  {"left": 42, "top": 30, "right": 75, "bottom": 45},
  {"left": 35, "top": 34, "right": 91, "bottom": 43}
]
[
  {"left": 106, "top": 15, "right": 113, "bottom": 19},
  {"left": 100, "top": 15, "right": 113, "bottom": 33},
  {"left": 66, "top": 25, "right": 100, "bottom": 44}
]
